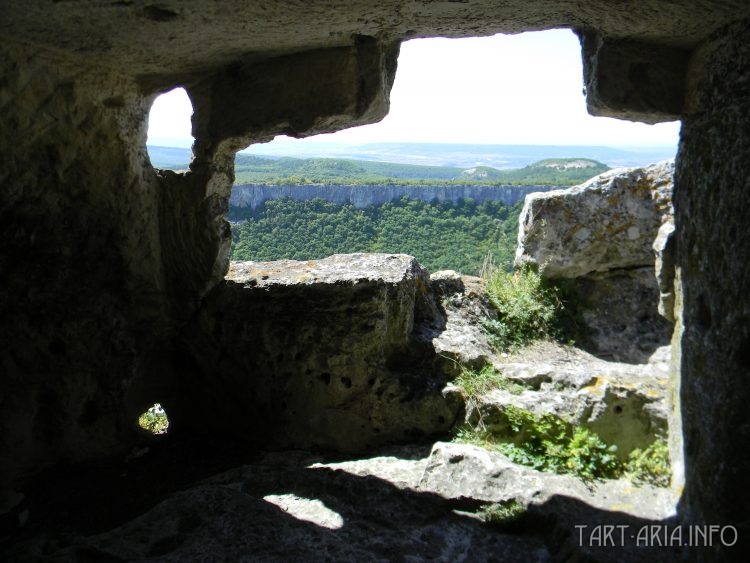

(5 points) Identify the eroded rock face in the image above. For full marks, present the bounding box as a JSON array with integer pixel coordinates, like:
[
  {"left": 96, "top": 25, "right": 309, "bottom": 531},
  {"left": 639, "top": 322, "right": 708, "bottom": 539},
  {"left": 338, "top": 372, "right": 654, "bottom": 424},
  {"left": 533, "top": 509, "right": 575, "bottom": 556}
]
[
  {"left": 470, "top": 344, "right": 671, "bottom": 459},
  {"left": 516, "top": 162, "right": 674, "bottom": 362},
  {"left": 0, "top": 36, "right": 398, "bottom": 487},
  {"left": 516, "top": 161, "right": 674, "bottom": 278},
  {"left": 675, "top": 18, "right": 750, "bottom": 554},
  {"left": 177, "top": 254, "right": 457, "bottom": 451},
  {"left": 426, "top": 271, "right": 498, "bottom": 370},
  {"left": 653, "top": 221, "right": 677, "bottom": 322}
]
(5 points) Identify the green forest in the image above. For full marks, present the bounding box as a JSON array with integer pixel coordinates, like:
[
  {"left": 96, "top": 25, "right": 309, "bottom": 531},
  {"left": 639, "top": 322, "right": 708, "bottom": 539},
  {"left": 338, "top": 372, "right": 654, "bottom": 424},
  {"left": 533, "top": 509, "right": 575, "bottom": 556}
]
[
  {"left": 233, "top": 154, "right": 609, "bottom": 186},
  {"left": 230, "top": 197, "right": 523, "bottom": 275}
]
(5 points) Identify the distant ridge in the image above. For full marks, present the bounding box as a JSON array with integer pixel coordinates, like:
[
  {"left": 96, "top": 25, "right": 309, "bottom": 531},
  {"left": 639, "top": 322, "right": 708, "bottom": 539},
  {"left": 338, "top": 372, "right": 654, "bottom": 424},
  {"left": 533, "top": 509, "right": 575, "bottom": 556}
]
[
  {"left": 238, "top": 141, "right": 676, "bottom": 169},
  {"left": 148, "top": 142, "right": 676, "bottom": 172}
]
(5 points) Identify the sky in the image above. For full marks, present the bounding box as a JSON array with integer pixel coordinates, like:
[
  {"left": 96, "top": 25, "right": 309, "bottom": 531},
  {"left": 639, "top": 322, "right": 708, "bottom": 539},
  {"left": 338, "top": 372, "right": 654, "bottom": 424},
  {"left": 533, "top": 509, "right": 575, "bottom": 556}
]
[{"left": 147, "top": 29, "right": 680, "bottom": 149}]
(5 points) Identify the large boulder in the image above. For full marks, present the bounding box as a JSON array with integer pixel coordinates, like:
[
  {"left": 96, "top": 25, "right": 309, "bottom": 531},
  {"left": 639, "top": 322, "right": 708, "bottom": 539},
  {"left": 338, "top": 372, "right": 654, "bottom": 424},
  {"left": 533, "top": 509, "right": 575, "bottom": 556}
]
[
  {"left": 515, "top": 162, "right": 675, "bottom": 362},
  {"left": 176, "top": 254, "right": 459, "bottom": 452},
  {"left": 516, "top": 161, "right": 674, "bottom": 278}
]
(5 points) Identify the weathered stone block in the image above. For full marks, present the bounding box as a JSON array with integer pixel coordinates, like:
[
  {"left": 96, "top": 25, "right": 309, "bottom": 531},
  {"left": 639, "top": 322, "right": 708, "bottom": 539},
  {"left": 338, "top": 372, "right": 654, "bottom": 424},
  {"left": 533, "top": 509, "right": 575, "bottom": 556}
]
[
  {"left": 516, "top": 161, "right": 674, "bottom": 278},
  {"left": 177, "top": 254, "right": 457, "bottom": 451},
  {"left": 579, "top": 32, "right": 689, "bottom": 123}
]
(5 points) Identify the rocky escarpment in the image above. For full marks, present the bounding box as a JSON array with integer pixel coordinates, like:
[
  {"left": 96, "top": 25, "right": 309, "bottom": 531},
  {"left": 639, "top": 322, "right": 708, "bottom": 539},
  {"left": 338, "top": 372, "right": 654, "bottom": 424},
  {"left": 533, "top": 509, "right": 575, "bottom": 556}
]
[
  {"left": 516, "top": 161, "right": 675, "bottom": 363},
  {"left": 230, "top": 183, "right": 558, "bottom": 210}
]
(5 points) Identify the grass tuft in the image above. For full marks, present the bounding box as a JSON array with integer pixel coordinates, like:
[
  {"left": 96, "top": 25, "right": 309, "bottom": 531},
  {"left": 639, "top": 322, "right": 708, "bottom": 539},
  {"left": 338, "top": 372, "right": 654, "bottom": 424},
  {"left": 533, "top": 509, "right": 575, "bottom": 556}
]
[{"left": 455, "top": 365, "right": 526, "bottom": 398}]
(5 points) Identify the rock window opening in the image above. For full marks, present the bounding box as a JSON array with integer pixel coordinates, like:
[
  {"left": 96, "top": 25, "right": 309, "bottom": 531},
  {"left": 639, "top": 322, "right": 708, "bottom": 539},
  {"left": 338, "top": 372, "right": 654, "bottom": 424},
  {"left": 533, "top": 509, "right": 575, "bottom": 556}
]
[
  {"left": 146, "top": 87, "right": 194, "bottom": 170},
  {"left": 138, "top": 403, "right": 170, "bottom": 435}
]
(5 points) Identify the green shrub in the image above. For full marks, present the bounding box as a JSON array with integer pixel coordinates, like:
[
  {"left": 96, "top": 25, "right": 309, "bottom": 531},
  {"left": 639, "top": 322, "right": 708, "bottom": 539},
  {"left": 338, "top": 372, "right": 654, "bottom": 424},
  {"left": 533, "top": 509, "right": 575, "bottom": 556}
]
[
  {"left": 624, "top": 438, "right": 671, "bottom": 487},
  {"left": 482, "top": 267, "right": 562, "bottom": 350},
  {"left": 455, "top": 364, "right": 526, "bottom": 399},
  {"left": 455, "top": 406, "right": 620, "bottom": 482}
]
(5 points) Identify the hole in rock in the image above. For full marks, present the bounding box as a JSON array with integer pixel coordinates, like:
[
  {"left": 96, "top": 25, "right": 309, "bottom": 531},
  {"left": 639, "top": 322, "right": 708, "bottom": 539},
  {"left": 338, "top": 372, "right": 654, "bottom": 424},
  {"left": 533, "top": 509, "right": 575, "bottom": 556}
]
[
  {"left": 138, "top": 403, "right": 170, "bottom": 435},
  {"left": 226, "top": 30, "right": 679, "bottom": 279},
  {"left": 146, "top": 87, "right": 194, "bottom": 170}
]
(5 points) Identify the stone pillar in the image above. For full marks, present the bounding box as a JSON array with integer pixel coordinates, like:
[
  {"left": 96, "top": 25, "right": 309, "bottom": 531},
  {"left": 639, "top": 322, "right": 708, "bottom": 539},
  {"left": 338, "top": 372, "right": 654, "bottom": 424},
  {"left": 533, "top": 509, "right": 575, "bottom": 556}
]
[{"left": 675, "top": 18, "right": 750, "bottom": 558}]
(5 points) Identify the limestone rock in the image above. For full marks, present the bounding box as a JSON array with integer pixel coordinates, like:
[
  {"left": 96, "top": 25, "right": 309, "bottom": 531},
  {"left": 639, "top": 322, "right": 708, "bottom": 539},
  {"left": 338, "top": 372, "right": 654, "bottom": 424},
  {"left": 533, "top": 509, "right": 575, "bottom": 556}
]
[
  {"left": 516, "top": 160, "right": 674, "bottom": 278},
  {"left": 31, "top": 442, "right": 677, "bottom": 562},
  {"left": 418, "top": 442, "right": 675, "bottom": 520},
  {"left": 653, "top": 220, "right": 676, "bottom": 322},
  {"left": 2, "top": 1, "right": 746, "bottom": 77},
  {"left": 566, "top": 267, "right": 673, "bottom": 363},
  {"left": 177, "top": 254, "right": 457, "bottom": 452},
  {"left": 468, "top": 346, "right": 670, "bottom": 459},
  {"left": 424, "top": 271, "right": 497, "bottom": 371}
]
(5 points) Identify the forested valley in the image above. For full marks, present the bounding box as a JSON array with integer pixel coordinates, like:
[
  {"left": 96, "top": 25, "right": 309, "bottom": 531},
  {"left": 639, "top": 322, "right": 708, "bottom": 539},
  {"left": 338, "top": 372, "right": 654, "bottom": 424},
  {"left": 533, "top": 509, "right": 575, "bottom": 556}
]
[
  {"left": 229, "top": 197, "right": 523, "bottom": 275},
  {"left": 220, "top": 154, "right": 609, "bottom": 275}
]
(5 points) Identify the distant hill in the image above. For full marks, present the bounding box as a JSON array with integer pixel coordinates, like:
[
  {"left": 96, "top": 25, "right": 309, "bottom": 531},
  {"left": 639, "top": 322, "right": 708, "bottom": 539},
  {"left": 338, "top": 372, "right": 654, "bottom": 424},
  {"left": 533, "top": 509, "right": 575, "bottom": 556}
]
[
  {"left": 147, "top": 146, "right": 192, "bottom": 170},
  {"left": 148, "top": 147, "right": 609, "bottom": 187},
  {"left": 237, "top": 141, "right": 677, "bottom": 169},
  {"left": 457, "top": 158, "right": 609, "bottom": 185},
  {"left": 231, "top": 154, "right": 608, "bottom": 186},
  {"left": 149, "top": 141, "right": 675, "bottom": 174}
]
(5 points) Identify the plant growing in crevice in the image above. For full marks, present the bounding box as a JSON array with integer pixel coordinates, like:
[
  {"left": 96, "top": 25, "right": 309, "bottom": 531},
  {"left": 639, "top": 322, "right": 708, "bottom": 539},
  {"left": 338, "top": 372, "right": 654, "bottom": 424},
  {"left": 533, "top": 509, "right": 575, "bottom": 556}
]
[
  {"left": 482, "top": 266, "right": 562, "bottom": 350},
  {"left": 479, "top": 499, "right": 527, "bottom": 531},
  {"left": 138, "top": 403, "right": 169, "bottom": 435},
  {"left": 454, "top": 406, "right": 620, "bottom": 482},
  {"left": 624, "top": 437, "right": 671, "bottom": 487},
  {"left": 455, "top": 364, "right": 526, "bottom": 399},
  {"left": 481, "top": 265, "right": 588, "bottom": 351}
]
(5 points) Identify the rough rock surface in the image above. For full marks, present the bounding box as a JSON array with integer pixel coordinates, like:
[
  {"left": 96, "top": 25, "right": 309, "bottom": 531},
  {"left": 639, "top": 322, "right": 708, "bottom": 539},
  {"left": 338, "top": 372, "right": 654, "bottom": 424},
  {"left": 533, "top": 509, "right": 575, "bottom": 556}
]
[
  {"left": 674, "top": 18, "right": 750, "bottom": 555},
  {"left": 3, "top": 1, "right": 750, "bottom": 559},
  {"left": 566, "top": 267, "right": 673, "bottom": 362},
  {"left": 3, "top": 2, "right": 747, "bottom": 77},
  {"left": 0, "top": 35, "right": 399, "bottom": 487},
  {"left": 516, "top": 161, "right": 674, "bottom": 278},
  {"left": 653, "top": 221, "right": 677, "bottom": 322},
  {"left": 16, "top": 442, "right": 678, "bottom": 562},
  {"left": 425, "top": 271, "right": 497, "bottom": 370},
  {"left": 470, "top": 343, "right": 670, "bottom": 459},
  {"left": 515, "top": 162, "right": 674, "bottom": 362},
  {"left": 177, "top": 254, "right": 458, "bottom": 451}
]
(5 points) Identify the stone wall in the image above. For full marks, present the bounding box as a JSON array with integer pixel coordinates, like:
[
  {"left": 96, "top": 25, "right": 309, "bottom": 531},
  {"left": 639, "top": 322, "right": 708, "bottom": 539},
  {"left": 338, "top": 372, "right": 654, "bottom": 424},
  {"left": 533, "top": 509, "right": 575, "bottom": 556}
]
[
  {"left": 675, "top": 18, "right": 750, "bottom": 556},
  {"left": 0, "top": 44, "right": 162, "bottom": 484},
  {"left": 0, "top": 37, "right": 399, "bottom": 486}
]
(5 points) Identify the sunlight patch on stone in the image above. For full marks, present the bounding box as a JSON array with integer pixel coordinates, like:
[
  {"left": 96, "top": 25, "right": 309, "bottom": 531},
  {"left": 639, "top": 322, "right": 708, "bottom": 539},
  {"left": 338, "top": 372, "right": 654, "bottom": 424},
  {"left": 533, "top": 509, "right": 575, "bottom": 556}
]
[{"left": 262, "top": 494, "right": 344, "bottom": 529}]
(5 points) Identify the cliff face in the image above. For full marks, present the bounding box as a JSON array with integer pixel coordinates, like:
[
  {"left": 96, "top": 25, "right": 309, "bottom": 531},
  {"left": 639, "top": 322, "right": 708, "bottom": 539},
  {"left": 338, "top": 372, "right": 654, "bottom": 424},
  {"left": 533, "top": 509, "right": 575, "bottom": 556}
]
[{"left": 230, "top": 183, "right": 558, "bottom": 209}]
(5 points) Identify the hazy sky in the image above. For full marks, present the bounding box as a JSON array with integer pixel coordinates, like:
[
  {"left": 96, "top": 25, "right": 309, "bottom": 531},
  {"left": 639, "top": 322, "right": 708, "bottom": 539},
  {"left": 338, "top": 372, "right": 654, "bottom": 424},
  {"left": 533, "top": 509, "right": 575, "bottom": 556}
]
[{"left": 147, "top": 29, "right": 680, "bottom": 149}]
